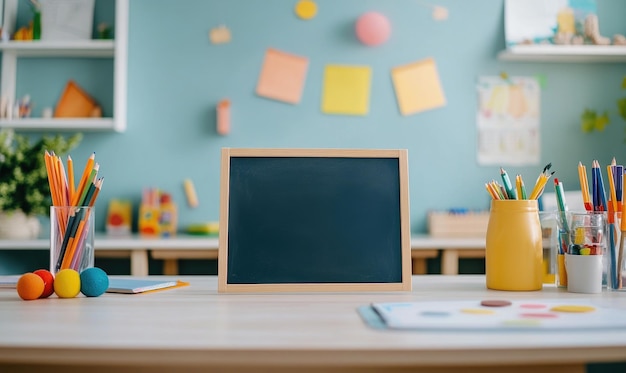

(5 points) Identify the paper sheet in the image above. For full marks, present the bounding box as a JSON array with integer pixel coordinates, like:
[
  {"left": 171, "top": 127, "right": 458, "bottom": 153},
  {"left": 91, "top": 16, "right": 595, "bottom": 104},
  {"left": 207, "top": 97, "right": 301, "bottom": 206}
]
[
  {"left": 366, "top": 299, "right": 626, "bottom": 330},
  {"left": 256, "top": 48, "right": 309, "bottom": 104},
  {"left": 391, "top": 58, "right": 446, "bottom": 116},
  {"left": 321, "top": 65, "right": 371, "bottom": 116},
  {"left": 476, "top": 76, "right": 540, "bottom": 166}
]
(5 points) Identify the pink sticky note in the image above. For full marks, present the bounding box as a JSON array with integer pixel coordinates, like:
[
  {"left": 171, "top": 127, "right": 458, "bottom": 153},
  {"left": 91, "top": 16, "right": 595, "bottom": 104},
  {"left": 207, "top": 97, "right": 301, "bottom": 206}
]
[{"left": 256, "top": 48, "right": 309, "bottom": 104}]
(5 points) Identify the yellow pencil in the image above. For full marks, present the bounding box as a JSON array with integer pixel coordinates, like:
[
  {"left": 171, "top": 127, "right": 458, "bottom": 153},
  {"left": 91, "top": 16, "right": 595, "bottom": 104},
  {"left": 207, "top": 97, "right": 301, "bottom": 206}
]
[
  {"left": 528, "top": 174, "right": 545, "bottom": 200},
  {"left": 515, "top": 175, "right": 522, "bottom": 200},
  {"left": 578, "top": 161, "right": 592, "bottom": 211}
]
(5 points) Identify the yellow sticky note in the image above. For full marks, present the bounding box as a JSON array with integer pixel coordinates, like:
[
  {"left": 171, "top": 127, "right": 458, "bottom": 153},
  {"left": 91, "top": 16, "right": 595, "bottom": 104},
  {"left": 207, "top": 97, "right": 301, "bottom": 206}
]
[
  {"left": 391, "top": 58, "right": 446, "bottom": 116},
  {"left": 321, "top": 65, "right": 371, "bottom": 116},
  {"left": 256, "top": 48, "right": 309, "bottom": 104}
]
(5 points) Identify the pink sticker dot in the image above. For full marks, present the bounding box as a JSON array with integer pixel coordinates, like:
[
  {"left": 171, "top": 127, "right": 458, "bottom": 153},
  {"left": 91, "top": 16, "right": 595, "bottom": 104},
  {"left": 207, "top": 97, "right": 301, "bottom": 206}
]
[
  {"left": 520, "top": 313, "right": 558, "bottom": 318},
  {"left": 519, "top": 304, "right": 547, "bottom": 309}
]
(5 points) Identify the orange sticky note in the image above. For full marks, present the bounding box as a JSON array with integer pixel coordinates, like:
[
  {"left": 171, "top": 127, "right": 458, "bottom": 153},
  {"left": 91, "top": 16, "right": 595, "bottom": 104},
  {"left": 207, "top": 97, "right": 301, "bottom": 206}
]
[
  {"left": 256, "top": 48, "right": 309, "bottom": 104},
  {"left": 391, "top": 58, "right": 446, "bottom": 116}
]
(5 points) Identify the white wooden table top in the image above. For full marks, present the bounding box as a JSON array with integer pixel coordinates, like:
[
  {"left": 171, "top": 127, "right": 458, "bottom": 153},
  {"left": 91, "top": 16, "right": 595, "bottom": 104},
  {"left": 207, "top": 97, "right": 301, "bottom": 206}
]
[{"left": 0, "top": 275, "right": 625, "bottom": 370}]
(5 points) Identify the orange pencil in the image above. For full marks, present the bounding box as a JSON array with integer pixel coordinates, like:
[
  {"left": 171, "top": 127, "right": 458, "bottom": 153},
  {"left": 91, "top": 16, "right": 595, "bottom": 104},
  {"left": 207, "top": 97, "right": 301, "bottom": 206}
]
[
  {"left": 88, "top": 178, "right": 104, "bottom": 207},
  {"left": 72, "top": 152, "right": 95, "bottom": 206},
  {"left": 67, "top": 155, "right": 75, "bottom": 203},
  {"left": 56, "top": 155, "right": 69, "bottom": 207},
  {"left": 43, "top": 151, "right": 57, "bottom": 206},
  {"left": 485, "top": 183, "right": 499, "bottom": 200},
  {"left": 607, "top": 164, "right": 618, "bottom": 215}
]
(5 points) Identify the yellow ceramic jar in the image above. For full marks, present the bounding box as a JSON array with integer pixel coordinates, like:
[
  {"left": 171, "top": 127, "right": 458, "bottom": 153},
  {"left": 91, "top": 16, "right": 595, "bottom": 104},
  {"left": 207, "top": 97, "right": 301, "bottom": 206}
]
[{"left": 486, "top": 200, "right": 543, "bottom": 291}]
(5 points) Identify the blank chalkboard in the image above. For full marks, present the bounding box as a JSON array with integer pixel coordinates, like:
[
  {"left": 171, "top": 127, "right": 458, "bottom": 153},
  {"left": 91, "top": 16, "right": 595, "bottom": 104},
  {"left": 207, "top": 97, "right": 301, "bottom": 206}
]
[{"left": 217, "top": 148, "right": 411, "bottom": 292}]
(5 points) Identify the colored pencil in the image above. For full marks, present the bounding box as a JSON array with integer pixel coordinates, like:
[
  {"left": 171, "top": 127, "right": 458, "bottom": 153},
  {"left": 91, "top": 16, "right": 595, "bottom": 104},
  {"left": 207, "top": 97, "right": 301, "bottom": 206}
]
[
  {"left": 67, "top": 155, "right": 75, "bottom": 203},
  {"left": 578, "top": 161, "right": 592, "bottom": 211},
  {"left": 529, "top": 163, "right": 553, "bottom": 200},
  {"left": 607, "top": 163, "right": 618, "bottom": 215},
  {"left": 593, "top": 160, "right": 607, "bottom": 212},
  {"left": 500, "top": 167, "right": 516, "bottom": 199},
  {"left": 618, "top": 173, "right": 626, "bottom": 289},
  {"left": 72, "top": 152, "right": 95, "bottom": 206},
  {"left": 554, "top": 178, "right": 569, "bottom": 248}
]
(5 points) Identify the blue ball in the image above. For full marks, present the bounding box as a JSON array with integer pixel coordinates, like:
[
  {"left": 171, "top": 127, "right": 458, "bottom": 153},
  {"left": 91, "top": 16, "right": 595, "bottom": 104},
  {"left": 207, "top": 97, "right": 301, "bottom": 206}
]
[{"left": 80, "top": 267, "right": 109, "bottom": 297}]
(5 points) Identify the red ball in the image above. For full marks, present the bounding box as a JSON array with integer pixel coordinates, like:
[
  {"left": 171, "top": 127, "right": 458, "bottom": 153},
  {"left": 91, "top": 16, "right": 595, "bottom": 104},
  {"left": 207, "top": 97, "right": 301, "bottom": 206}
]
[{"left": 33, "top": 269, "right": 55, "bottom": 298}]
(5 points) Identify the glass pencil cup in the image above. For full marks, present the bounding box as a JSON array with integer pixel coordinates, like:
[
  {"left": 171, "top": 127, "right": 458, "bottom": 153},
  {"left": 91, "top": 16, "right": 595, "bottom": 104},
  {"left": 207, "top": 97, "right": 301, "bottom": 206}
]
[
  {"left": 564, "top": 211, "right": 607, "bottom": 294},
  {"left": 539, "top": 211, "right": 558, "bottom": 284},
  {"left": 561, "top": 211, "right": 608, "bottom": 294},
  {"left": 50, "top": 206, "right": 95, "bottom": 275},
  {"left": 486, "top": 200, "right": 543, "bottom": 291}
]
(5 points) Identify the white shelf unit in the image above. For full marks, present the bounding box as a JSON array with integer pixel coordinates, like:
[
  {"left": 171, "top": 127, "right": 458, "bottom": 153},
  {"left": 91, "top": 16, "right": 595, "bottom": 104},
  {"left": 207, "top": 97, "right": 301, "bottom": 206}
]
[
  {"left": 498, "top": 44, "right": 626, "bottom": 63},
  {"left": 0, "top": 0, "right": 128, "bottom": 132}
]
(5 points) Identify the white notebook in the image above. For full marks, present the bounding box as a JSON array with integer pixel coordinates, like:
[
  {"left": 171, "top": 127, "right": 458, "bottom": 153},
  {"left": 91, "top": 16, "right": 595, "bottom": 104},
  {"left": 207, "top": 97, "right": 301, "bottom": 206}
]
[{"left": 106, "top": 278, "right": 180, "bottom": 294}]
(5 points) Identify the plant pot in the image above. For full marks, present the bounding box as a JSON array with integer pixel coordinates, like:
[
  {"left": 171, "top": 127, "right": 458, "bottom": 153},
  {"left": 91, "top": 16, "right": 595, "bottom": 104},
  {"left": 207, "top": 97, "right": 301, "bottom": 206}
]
[{"left": 0, "top": 210, "right": 41, "bottom": 239}]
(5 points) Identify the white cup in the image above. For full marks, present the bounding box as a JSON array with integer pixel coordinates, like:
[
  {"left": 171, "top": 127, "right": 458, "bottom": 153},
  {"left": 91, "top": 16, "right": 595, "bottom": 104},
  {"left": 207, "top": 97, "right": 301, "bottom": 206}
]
[{"left": 565, "top": 254, "right": 603, "bottom": 294}]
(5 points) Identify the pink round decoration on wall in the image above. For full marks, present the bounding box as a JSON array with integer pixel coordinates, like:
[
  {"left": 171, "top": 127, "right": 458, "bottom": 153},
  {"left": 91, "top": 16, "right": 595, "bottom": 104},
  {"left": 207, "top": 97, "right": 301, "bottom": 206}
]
[{"left": 355, "top": 12, "right": 391, "bottom": 46}]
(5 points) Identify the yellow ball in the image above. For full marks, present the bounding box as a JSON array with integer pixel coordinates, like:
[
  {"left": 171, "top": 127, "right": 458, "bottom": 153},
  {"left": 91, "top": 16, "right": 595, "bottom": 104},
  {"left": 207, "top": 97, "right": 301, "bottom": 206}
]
[{"left": 54, "top": 269, "right": 81, "bottom": 298}]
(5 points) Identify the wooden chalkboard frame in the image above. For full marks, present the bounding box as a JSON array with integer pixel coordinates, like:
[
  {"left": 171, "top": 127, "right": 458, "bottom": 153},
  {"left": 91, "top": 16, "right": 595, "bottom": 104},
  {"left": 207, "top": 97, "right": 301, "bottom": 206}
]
[{"left": 218, "top": 148, "right": 412, "bottom": 292}]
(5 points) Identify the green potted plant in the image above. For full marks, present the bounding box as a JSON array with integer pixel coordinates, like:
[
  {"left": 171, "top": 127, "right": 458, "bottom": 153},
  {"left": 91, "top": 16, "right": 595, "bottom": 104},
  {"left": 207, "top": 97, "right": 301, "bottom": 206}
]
[{"left": 0, "top": 129, "right": 81, "bottom": 239}]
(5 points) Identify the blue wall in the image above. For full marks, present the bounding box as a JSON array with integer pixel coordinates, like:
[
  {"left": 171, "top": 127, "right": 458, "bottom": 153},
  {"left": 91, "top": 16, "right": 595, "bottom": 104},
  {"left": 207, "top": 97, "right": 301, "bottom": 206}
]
[{"left": 11, "top": 0, "right": 626, "bottom": 234}]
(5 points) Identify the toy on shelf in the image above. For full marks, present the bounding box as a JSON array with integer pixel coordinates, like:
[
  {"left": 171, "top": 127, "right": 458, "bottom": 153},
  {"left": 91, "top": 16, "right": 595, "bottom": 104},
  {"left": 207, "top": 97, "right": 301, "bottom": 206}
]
[
  {"left": 54, "top": 80, "right": 102, "bottom": 118},
  {"left": 159, "top": 192, "right": 177, "bottom": 237},
  {"left": 186, "top": 222, "right": 219, "bottom": 236},
  {"left": 106, "top": 199, "right": 132, "bottom": 236},
  {"left": 584, "top": 14, "right": 610, "bottom": 45},
  {"left": 183, "top": 179, "right": 199, "bottom": 208},
  {"left": 138, "top": 188, "right": 161, "bottom": 236},
  {"left": 138, "top": 188, "right": 178, "bottom": 237}
]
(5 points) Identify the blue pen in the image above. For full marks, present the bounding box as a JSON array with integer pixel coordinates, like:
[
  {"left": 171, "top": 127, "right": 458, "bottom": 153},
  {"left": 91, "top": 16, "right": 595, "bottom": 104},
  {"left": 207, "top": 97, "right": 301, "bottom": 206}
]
[{"left": 594, "top": 160, "right": 608, "bottom": 212}]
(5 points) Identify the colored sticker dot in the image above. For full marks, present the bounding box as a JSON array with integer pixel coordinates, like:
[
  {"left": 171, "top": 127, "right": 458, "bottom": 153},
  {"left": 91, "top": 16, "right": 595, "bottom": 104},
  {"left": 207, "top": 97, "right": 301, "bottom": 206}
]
[
  {"left": 480, "top": 300, "right": 512, "bottom": 307},
  {"left": 295, "top": 0, "right": 317, "bottom": 20},
  {"left": 502, "top": 319, "right": 542, "bottom": 327},
  {"left": 550, "top": 305, "right": 596, "bottom": 313},
  {"left": 420, "top": 311, "right": 450, "bottom": 317},
  {"left": 461, "top": 308, "right": 495, "bottom": 315},
  {"left": 520, "top": 303, "right": 547, "bottom": 309},
  {"left": 520, "top": 313, "right": 558, "bottom": 318}
]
